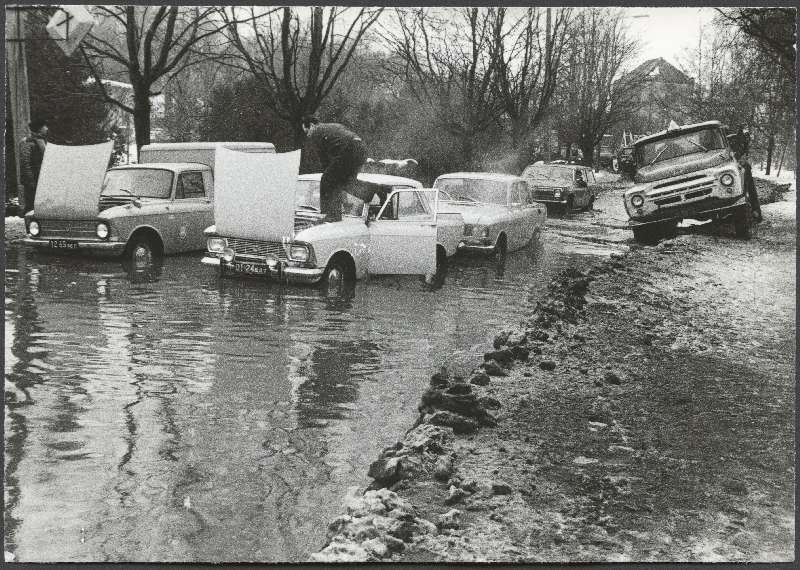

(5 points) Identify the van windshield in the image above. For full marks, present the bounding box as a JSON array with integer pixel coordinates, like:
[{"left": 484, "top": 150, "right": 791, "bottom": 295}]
[
  {"left": 101, "top": 169, "right": 173, "bottom": 199},
  {"left": 636, "top": 128, "right": 725, "bottom": 167}
]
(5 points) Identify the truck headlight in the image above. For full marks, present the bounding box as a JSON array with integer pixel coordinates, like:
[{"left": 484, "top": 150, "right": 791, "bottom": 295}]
[
  {"left": 289, "top": 243, "right": 310, "bottom": 262},
  {"left": 207, "top": 237, "right": 227, "bottom": 253},
  {"left": 28, "top": 220, "right": 40, "bottom": 236},
  {"left": 719, "top": 172, "right": 735, "bottom": 187},
  {"left": 96, "top": 222, "right": 109, "bottom": 239},
  {"left": 631, "top": 194, "right": 644, "bottom": 208}
]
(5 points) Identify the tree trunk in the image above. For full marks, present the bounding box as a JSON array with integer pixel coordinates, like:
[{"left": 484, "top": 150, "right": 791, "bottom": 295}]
[
  {"left": 462, "top": 135, "right": 474, "bottom": 170},
  {"left": 765, "top": 133, "right": 775, "bottom": 175},
  {"left": 580, "top": 141, "right": 594, "bottom": 167},
  {"left": 133, "top": 90, "right": 152, "bottom": 153}
]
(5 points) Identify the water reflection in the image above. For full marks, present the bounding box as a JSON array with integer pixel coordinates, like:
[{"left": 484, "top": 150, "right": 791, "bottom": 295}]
[{"left": 4, "top": 232, "right": 623, "bottom": 562}]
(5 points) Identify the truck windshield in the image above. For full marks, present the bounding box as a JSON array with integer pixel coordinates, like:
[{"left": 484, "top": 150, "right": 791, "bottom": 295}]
[
  {"left": 523, "top": 166, "right": 575, "bottom": 182},
  {"left": 434, "top": 178, "right": 507, "bottom": 205},
  {"left": 101, "top": 169, "right": 173, "bottom": 199},
  {"left": 636, "top": 128, "right": 725, "bottom": 167}
]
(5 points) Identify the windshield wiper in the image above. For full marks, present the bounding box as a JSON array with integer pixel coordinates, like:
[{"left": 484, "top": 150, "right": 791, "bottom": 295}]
[
  {"left": 687, "top": 140, "right": 708, "bottom": 152},
  {"left": 648, "top": 146, "right": 669, "bottom": 166}
]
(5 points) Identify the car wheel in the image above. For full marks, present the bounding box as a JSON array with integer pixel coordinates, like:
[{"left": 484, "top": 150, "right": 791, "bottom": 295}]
[
  {"left": 492, "top": 235, "right": 508, "bottom": 263},
  {"left": 127, "top": 235, "right": 160, "bottom": 269},
  {"left": 566, "top": 195, "right": 575, "bottom": 213},
  {"left": 323, "top": 256, "right": 355, "bottom": 298},
  {"left": 733, "top": 204, "right": 753, "bottom": 240},
  {"left": 422, "top": 247, "right": 448, "bottom": 290}
]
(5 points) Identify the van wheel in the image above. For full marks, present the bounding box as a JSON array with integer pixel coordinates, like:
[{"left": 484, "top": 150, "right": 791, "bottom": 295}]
[{"left": 733, "top": 204, "right": 753, "bottom": 240}]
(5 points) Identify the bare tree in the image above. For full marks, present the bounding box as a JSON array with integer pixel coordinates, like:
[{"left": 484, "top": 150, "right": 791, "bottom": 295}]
[
  {"left": 218, "top": 6, "right": 383, "bottom": 148},
  {"left": 715, "top": 7, "right": 796, "bottom": 79},
  {"left": 80, "top": 6, "right": 249, "bottom": 151},
  {"left": 491, "top": 7, "right": 572, "bottom": 156},
  {"left": 554, "top": 8, "right": 641, "bottom": 166},
  {"left": 384, "top": 7, "right": 503, "bottom": 168}
]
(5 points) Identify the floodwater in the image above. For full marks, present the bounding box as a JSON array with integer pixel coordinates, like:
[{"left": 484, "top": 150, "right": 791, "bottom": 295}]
[{"left": 4, "top": 212, "right": 627, "bottom": 562}]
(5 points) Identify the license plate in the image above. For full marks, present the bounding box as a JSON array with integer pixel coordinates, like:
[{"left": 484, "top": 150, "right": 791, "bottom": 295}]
[
  {"left": 233, "top": 261, "right": 270, "bottom": 276},
  {"left": 49, "top": 239, "right": 79, "bottom": 250}
]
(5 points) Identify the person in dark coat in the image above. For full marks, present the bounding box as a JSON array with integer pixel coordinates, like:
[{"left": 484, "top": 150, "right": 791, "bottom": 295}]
[
  {"left": 302, "top": 116, "right": 367, "bottom": 222},
  {"left": 18, "top": 117, "right": 49, "bottom": 212},
  {"left": 728, "top": 126, "right": 762, "bottom": 222}
]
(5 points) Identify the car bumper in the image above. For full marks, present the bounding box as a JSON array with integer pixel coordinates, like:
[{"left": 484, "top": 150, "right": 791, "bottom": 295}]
[
  {"left": 22, "top": 237, "right": 126, "bottom": 257},
  {"left": 628, "top": 195, "right": 747, "bottom": 227},
  {"left": 535, "top": 198, "right": 568, "bottom": 205},
  {"left": 457, "top": 239, "right": 495, "bottom": 253},
  {"left": 202, "top": 256, "right": 326, "bottom": 284}
]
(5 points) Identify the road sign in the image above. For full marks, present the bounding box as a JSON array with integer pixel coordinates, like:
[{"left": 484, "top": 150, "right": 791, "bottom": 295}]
[{"left": 46, "top": 5, "right": 95, "bottom": 57}]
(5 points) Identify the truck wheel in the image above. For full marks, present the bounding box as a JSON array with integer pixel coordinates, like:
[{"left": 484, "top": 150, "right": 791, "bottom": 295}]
[
  {"left": 733, "top": 204, "right": 753, "bottom": 240},
  {"left": 584, "top": 195, "right": 595, "bottom": 211},
  {"left": 632, "top": 225, "right": 661, "bottom": 245}
]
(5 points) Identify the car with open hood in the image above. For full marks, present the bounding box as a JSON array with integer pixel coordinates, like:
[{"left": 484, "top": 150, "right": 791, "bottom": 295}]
[
  {"left": 622, "top": 120, "right": 752, "bottom": 243},
  {"left": 431, "top": 172, "right": 546, "bottom": 258},
  {"left": 22, "top": 141, "right": 275, "bottom": 266},
  {"left": 521, "top": 163, "right": 597, "bottom": 213},
  {"left": 202, "top": 151, "right": 464, "bottom": 289}
]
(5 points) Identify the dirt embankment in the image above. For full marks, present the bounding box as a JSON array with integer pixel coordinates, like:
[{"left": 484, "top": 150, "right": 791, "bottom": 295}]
[{"left": 312, "top": 187, "right": 795, "bottom": 563}]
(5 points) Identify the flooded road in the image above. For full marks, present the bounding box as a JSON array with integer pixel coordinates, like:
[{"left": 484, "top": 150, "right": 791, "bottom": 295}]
[{"left": 4, "top": 205, "right": 628, "bottom": 562}]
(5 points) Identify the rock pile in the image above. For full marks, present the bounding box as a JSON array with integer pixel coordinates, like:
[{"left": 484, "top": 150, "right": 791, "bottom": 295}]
[{"left": 310, "top": 488, "right": 438, "bottom": 562}]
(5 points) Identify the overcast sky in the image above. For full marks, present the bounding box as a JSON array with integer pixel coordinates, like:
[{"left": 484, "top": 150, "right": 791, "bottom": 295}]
[{"left": 625, "top": 7, "right": 717, "bottom": 71}]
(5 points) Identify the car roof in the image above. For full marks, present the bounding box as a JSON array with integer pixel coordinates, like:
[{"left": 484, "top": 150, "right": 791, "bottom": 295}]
[
  {"left": 298, "top": 172, "right": 422, "bottom": 187},
  {"left": 435, "top": 172, "right": 523, "bottom": 182},
  {"left": 109, "top": 162, "right": 211, "bottom": 172},
  {"left": 140, "top": 141, "right": 275, "bottom": 152},
  {"left": 634, "top": 120, "right": 723, "bottom": 146}
]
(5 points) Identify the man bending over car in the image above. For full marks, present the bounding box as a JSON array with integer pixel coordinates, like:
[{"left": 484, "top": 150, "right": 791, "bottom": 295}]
[{"left": 302, "top": 116, "right": 369, "bottom": 222}]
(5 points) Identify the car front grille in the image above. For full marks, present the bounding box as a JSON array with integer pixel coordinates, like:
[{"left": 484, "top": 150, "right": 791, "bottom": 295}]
[
  {"left": 532, "top": 186, "right": 563, "bottom": 200},
  {"left": 227, "top": 237, "right": 288, "bottom": 261},
  {"left": 38, "top": 219, "right": 97, "bottom": 239}
]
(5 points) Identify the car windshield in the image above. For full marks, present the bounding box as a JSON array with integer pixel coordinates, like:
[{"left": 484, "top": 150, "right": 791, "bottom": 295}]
[
  {"left": 434, "top": 178, "right": 508, "bottom": 205},
  {"left": 101, "top": 169, "right": 173, "bottom": 199},
  {"left": 636, "top": 128, "right": 725, "bottom": 167},
  {"left": 522, "top": 166, "right": 575, "bottom": 182}
]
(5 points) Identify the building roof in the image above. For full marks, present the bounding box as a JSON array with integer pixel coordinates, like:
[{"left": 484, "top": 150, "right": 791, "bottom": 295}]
[{"left": 630, "top": 57, "right": 694, "bottom": 85}]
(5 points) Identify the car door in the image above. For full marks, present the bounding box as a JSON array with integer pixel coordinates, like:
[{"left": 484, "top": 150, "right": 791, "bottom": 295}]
[
  {"left": 368, "top": 189, "right": 436, "bottom": 275},
  {"left": 168, "top": 170, "right": 213, "bottom": 252}
]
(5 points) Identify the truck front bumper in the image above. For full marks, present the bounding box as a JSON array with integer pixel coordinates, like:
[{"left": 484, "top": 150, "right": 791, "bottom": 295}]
[
  {"left": 202, "top": 256, "right": 325, "bottom": 284},
  {"left": 22, "top": 237, "right": 126, "bottom": 257},
  {"left": 628, "top": 195, "right": 747, "bottom": 228}
]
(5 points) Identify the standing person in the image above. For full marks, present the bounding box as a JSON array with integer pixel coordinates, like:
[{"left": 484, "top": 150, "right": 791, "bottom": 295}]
[
  {"left": 729, "top": 126, "right": 762, "bottom": 223},
  {"left": 302, "top": 116, "right": 367, "bottom": 222},
  {"left": 18, "top": 117, "right": 48, "bottom": 213}
]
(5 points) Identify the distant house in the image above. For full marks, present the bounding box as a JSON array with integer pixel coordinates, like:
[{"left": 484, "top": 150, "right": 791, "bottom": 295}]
[{"left": 628, "top": 57, "right": 695, "bottom": 134}]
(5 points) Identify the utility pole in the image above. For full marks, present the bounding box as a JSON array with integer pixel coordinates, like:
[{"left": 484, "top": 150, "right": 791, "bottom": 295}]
[{"left": 5, "top": 5, "right": 32, "bottom": 200}]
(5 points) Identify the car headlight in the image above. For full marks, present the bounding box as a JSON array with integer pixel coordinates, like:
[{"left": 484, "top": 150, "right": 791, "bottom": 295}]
[
  {"left": 28, "top": 220, "right": 40, "bottom": 237},
  {"left": 96, "top": 222, "right": 109, "bottom": 239},
  {"left": 475, "top": 226, "right": 490, "bottom": 239},
  {"left": 289, "top": 243, "right": 310, "bottom": 262},
  {"left": 553, "top": 189, "right": 562, "bottom": 197},
  {"left": 222, "top": 247, "right": 234, "bottom": 263},
  {"left": 631, "top": 194, "right": 645, "bottom": 208},
  {"left": 719, "top": 172, "right": 735, "bottom": 187},
  {"left": 207, "top": 237, "right": 227, "bottom": 253},
  {"left": 463, "top": 224, "right": 474, "bottom": 237}
]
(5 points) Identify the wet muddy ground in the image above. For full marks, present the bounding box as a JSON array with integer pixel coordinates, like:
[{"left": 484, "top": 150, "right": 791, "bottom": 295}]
[{"left": 3, "top": 189, "right": 626, "bottom": 562}]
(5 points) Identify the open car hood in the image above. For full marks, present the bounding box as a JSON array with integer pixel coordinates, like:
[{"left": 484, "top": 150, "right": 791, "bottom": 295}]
[
  {"left": 34, "top": 142, "right": 113, "bottom": 219},
  {"left": 634, "top": 149, "right": 731, "bottom": 184},
  {"left": 214, "top": 148, "right": 301, "bottom": 241}
]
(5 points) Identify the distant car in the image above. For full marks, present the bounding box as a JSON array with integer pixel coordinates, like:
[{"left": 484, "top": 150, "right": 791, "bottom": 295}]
[
  {"left": 203, "top": 170, "right": 464, "bottom": 288},
  {"left": 23, "top": 141, "right": 275, "bottom": 266},
  {"left": 432, "top": 172, "right": 547, "bottom": 257},
  {"left": 522, "top": 163, "right": 597, "bottom": 212}
]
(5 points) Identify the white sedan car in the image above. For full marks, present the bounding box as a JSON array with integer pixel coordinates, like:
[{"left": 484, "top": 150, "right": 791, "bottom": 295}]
[{"left": 432, "top": 172, "right": 547, "bottom": 257}]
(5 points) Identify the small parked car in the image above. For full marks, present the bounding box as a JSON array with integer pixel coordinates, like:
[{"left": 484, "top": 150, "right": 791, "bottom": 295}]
[
  {"left": 203, "top": 168, "right": 464, "bottom": 288},
  {"left": 431, "top": 172, "right": 547, "bottom": 258},
  {"left": 522, "top": 163, "right": 597, "bottom": 213},
  {"left": 23, "top": 141, "right": 275, "bottom": 266},
  {"left": 623, "top": 120, "right": 753, "bottom": 243}
]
